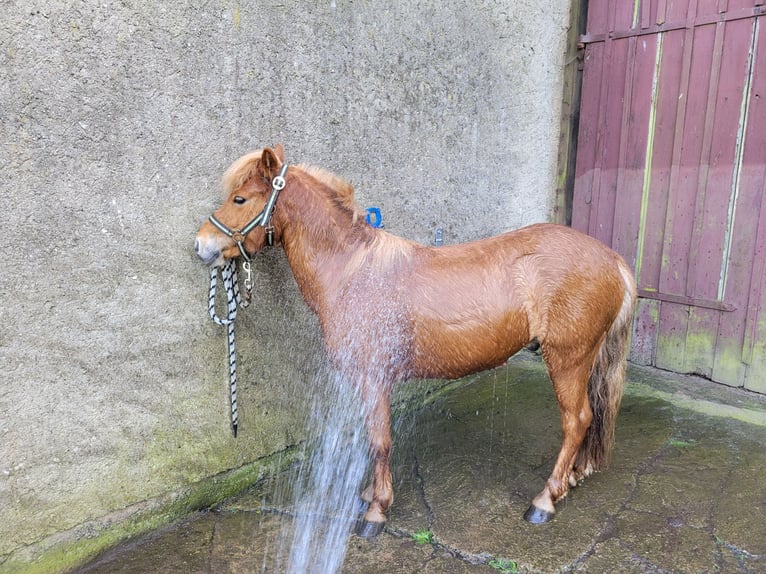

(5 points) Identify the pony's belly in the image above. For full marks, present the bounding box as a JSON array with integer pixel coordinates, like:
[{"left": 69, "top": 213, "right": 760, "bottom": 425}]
[{"left": 410, "top": 318, "right": 529, "bottom": 380}]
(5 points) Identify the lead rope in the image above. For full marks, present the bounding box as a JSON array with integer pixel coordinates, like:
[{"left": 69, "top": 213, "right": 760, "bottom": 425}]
[{"left": 208, "top": 260, "right": 251, "bottom": 437}]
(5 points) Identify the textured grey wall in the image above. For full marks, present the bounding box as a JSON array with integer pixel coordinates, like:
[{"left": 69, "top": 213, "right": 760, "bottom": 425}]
[{"left": 0, "top": 0, "right": 570, "bottom": 568}]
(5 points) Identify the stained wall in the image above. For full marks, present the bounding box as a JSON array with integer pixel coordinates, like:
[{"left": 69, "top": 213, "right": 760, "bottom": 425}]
[{"left": 0, "top": 2, "right": 570, "bottom": 570}]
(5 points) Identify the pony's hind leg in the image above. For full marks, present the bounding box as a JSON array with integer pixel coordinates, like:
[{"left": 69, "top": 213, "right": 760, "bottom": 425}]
[
  {"left": 356, "top": 389, "right": 394, "bottom": 538},
  {"left": 524, "top": 352, "right": 596, "bottom": 524}
]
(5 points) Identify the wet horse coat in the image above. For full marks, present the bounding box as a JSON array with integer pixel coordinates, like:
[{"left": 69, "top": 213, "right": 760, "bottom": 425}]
[{"left": 195, "top": 146, "right": 637, "bottom": 535}]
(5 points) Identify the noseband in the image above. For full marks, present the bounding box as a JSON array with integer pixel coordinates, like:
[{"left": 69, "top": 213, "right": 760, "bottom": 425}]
[{"left": 208, "top": 163, "right": 289, "bottom": 262}]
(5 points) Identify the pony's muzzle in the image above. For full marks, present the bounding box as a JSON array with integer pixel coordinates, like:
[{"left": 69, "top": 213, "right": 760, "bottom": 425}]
[{"left": 195, "top": 236, "right": 222, "bottom": 266}]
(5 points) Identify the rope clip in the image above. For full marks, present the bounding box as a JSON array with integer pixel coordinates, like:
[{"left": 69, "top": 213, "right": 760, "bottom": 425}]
[{"left": 242, "top": 260, "right": 253, "bottom": 304}]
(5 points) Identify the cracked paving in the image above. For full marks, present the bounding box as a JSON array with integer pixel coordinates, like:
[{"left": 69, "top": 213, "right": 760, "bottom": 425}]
[{"left": 76, "top": 354, "right": 766, "bottom": 573}]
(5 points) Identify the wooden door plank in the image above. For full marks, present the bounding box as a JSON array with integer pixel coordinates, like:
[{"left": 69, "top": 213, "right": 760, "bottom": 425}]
[
  {"left": 742, "top": 16, "right": 766, "bottom": 366},
  {"left": 684, "top": 308, "right": 717, "bottom": 377},
  {"left": 744, "top": 302, "right": 766, "bottom": 393},
  {"left": 615, "top": 0, "right": 639, "bottom": 30},
  {"left": 690, "top": 18, "right": 752, "bottom": 302},
  {"left": 727, "top": 0, "right": 759, "bottom": 11},
  {"left": 635, "top": 29, "right": 685, "bottom": 292},
  {"left": 665, "top": 0, "right": 695, "bottom": 22},
  {"left": 642, "top": 0, "right": 654, "bottom": 28},
  {"left": 743, "top": 174, "right": 766, "bottom": 371},
  {"left": 586, "top": 0, "right": 609, "bottom": 35},
  {"left": 659, "top": 24, "right": 715, "bottom": 298},
  {"left": 654, "top": 0, "right": 701, "bottom": 371},
  {"left": 697, "top": 0, "right": 722, "bottom": 20},
  {"left": 580, "top": 2, "right": 619, "bottom": 240},
  {"left": 689, "top": 18, "right": 752, "bottom": 383},
  {"left": 657, "top": 0, "right": 669, "bottom": 25},
  {"left": 713, "top": 17, "right": 762, "bottom": 385},
  {"left": 682, "top": 19, "right": 735, "bottom": 378},
  {"left": 571, "top": 42, "right": 605, "bottom": 235},
  {"left": 685, "top": 21, "right": 725, "bottom": 302},
  {"left": 632, "top": 298, "right": 661, "bottom": 364},
  {"left": 589, "top": 37, "right": 632, "bottom": 245},
  {"left": 612, "top": 34, "right": 657, "bottom": 266},
  {"left": 743, "top": 175, "right": 766, "bottom": 392},
  {"left": 656, "top": 302, "right": 690, "bottom": 371},
  {"left": 740, "top": 18, "right": 766, "bottom": 392}
]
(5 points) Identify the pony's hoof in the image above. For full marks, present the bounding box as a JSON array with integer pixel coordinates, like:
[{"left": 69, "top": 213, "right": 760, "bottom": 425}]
[
  {"left": 355, "top": 519, "right": 385, "bottom": 539},
  {"left": 523, "top": 504, "right": 555, "bottom": 524}
]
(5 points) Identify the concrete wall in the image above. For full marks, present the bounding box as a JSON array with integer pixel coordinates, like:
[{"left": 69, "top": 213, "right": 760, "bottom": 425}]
[{"left": 0, "top": 1, "right": 570, "bottom": 570}]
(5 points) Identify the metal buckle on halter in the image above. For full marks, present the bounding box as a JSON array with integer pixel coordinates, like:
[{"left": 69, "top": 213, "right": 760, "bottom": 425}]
[
  {"left": 265, "top": 226, "right": 275, "bottom": 246},
  {"left": 271, "top": 174, "right": 286, "bottom": 191}
]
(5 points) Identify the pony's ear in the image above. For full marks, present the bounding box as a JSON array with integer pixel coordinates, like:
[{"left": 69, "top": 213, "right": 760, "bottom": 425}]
[{"left": 260, "top": 146, "right": 284, "bottom": 180}]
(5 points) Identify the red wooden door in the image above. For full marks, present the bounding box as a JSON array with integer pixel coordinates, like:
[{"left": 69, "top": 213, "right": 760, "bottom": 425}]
[{"left": 573, "top": 0, "right": 766, "bottom": 392}]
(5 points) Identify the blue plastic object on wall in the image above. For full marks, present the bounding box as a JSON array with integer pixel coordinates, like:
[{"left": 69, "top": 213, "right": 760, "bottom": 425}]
[{"left": 365, "top": 207, "right": 383, "bottom": 228}]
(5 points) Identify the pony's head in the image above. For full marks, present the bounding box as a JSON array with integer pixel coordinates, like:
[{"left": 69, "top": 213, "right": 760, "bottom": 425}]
[{"left": 195, "top": 145, "right": 286, "bottom": 266}]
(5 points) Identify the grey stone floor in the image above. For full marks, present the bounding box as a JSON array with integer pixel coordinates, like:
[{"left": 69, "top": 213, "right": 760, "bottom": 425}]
[{"left": 76, "top": 355, "right": 766, "bottom": 573}]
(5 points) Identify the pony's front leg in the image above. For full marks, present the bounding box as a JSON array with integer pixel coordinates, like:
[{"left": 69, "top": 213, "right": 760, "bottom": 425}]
[{"left": 356, "top": 391, "right": 393, "bottom": 539}]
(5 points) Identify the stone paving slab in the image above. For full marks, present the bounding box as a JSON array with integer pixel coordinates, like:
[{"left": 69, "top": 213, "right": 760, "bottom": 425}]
[{"left": 76, "top": 356, "right": 766, "bottom": 573}]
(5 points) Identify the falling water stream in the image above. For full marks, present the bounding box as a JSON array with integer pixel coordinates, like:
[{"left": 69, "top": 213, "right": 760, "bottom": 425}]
[{"left": 274, "top": 369, "right": 371, "bottom": 574}]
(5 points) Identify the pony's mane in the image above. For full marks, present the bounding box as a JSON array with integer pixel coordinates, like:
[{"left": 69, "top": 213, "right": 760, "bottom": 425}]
[
  {"left": 219, "top": 151, "right": 362, "bottom": 225},
  {"left": 298, "top": 163, "right": 362, "bottom": 223},
  {"left": 220, "top": 149, "right": 266, "bottom": 196},
  {"left": 295, "top": 163, "right": 413, "bottom": 274}
]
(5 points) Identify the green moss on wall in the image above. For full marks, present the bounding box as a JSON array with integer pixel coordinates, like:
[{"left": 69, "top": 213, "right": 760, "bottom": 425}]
[{"left": 0, "top": 447, "right": 302, "bottom": 574}]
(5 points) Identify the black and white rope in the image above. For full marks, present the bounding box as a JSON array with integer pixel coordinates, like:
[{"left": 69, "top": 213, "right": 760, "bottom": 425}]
[{"left": 208, "top": 260, "right": 248, "bottom": 437}]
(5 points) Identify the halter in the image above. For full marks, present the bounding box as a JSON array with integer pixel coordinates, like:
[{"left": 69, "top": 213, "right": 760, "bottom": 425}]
[{"left": 208, "top": 163, "right": 289, "bottom": 262}]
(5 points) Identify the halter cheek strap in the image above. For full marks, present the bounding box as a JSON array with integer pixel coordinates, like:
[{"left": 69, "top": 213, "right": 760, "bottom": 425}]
[
  {"left": 260, "top": 165, "right": 287, "bottom": 230},
  {"left": 208, "top": 163, "right": 289, "bottom": 261}
]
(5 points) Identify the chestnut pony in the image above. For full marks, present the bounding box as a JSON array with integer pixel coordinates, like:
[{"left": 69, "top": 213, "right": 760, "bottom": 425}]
[{"left": 195, "top": 145, "right": 637, "bottom": 537}]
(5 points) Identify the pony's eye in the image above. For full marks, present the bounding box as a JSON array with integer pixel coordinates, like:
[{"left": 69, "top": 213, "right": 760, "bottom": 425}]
[{"left": 233, "top": 196, "right": 246, "bottom": 205}]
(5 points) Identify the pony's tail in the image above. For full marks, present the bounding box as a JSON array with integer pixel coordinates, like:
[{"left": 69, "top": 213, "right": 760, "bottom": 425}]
[{"left": 579, "top": 261, "right": 637, "bottom": 472}]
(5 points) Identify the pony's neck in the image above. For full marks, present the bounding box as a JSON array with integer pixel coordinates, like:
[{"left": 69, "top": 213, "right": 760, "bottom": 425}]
[{"left": 276, "top": 168, "right": 374, "bottom": 314}]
